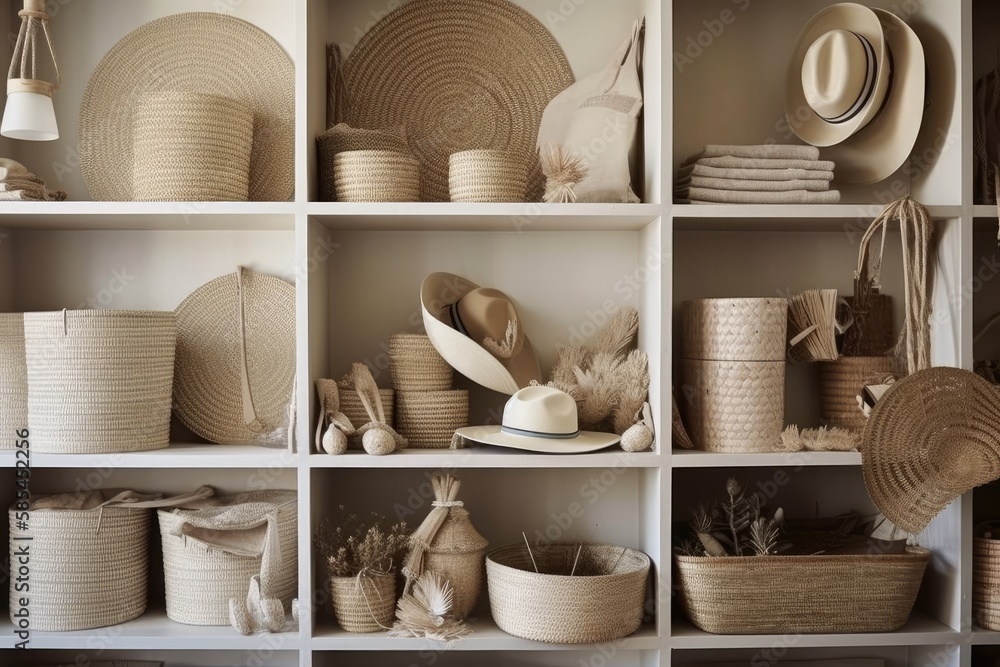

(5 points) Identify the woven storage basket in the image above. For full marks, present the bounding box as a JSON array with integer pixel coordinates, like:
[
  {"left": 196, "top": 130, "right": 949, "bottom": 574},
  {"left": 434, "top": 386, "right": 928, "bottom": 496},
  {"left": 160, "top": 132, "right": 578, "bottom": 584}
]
[
  {"left": 397, "top": 390, "right": 469, "bottom": 449},
  {"left": 133, "top": 92, "right": 254, "bottom": 202},
  {"left": 317, "top": 123, "right": 409, "bottom": 202},
  {"left": 23, "top": 310, "right": 176, "bottom": 454},
  {"left": 387, "top": 333, "right": 453, "bottom": 391},
  {"left": 329, "top": 572, "right": 396, "bottom": 633},
  {"left": 333, "top": 150, "right": 420, "bottom": 202},
  {"left": 818, "top": 355, "right": 895, "bottom": 431},
  {"left": 339, "top": 386, "right": 394, "bottom": 449},
  {"left": 0, "top": 313, "right": 26, "bottom": 448},
  {"left": 449, "top": 149, "right": 527, "bottom": 202},
  {"left": 680, "top": 358, "right": 785, "bottom": 452},
  {"left": 674, "top": 547, "right": 930, "bottom": 634},
  {"left": 425, "top": 506, "right": 489, "bottom": 618},
  {"left": 681, "top": 298, "right": 788, "bottom": 362},
  {"left": 974, "top": 535, "right": 1000, "bottom": 630},
  {"left": 486, "top": 543, "right": 649, "bottom": 643},
  {"left": 158, "top": 490, "right": 298, "bottom": 626}
]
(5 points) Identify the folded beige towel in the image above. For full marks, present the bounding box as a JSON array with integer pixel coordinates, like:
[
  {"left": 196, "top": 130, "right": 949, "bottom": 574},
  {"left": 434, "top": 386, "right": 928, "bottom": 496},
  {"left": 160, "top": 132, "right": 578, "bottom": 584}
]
[
  {"left": 694, "top": 155, "right": 836, "bottom": 171},
  {"left": 677, "top": 175, "right": 830, "bottom": 192},
  {"left": 0, "top": 182, "right": 44, "bottom": 194},
  {"left": 679, "top": 187, "right": 841, "bottom": 204},
  {"left": 0, "top": 188, "right": 67, "bottom": 201},
  {"left": 702, "top": 144, "right": 821, "bottom": 160},
  {"left": 679, "top": 163, "right": 835, "bottom": 181}
]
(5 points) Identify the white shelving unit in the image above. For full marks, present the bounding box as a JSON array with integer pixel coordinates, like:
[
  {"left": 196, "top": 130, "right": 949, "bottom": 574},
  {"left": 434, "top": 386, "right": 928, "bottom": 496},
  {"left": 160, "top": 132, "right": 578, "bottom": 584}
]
[{"left": 0, "top": 0, "right": 994, "bottom": 666}]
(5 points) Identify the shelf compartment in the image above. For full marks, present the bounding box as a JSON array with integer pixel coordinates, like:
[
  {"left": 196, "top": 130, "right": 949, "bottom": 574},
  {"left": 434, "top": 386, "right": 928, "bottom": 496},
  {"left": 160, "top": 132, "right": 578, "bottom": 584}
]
[
  {"left": 671, "top": 449, "right": 860, "bottom": 467},
  {"left": 0, "top": 443, "right": 299, "bottom": 469},
  {"left": 311, "top": 448, "right": 660, "bottom": 469},
  {"left": 0, "top": 202, "right": 296, "bottom": 230}
]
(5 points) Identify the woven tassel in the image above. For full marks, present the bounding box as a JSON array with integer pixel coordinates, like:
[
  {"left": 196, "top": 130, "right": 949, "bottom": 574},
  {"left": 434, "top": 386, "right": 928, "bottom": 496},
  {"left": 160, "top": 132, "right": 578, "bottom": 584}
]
[{"left": 401, "top": 474, "right": 461, "bottom": 592}]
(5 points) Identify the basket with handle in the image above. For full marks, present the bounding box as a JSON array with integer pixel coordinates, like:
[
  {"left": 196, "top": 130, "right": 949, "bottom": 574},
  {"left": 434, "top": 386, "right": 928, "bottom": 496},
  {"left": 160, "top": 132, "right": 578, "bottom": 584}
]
[
  {"left": 818, "top": 355, "right": 895, "bottom": 431},
  {"left": 0, "top": 313, "right": 26, "bottom": 448}
]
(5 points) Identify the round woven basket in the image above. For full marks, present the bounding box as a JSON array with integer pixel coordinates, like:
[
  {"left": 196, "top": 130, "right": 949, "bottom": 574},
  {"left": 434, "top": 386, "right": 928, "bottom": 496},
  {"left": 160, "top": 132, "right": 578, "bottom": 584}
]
[
  {"left": 338, "top": 386, "right": 395, "bottom": 449},
  {"left": 387, "top": 333, "right": 453, "bottom": 392},
  {"left": 329, "top": 573, "right": 396, "bottom": 633},
  {"left": 133, "top": 92, "right": 253, "bottom": 202},
  {"left": 448, "top": 149, "right": 527, "bottom": 202},
  {"left": 317, "top": 124, "right": 409, "bottom": 202},
  {"left": 680, "top": 358, "right": 785, "bottom": 453},
  {"left": 23, "top": 310, "right": 176, "bottom": 454},
  {"left": 333, "top": 150, "right": 420, "bottom": 202},
  {"left": 975, "top": 536, "right": 1000, "bottom": 630},
  {"left": 0, "top": 313, "right": 26, "bottom": 448},
  {"left": 674, "top": 547, "right": 930, "bottom": 634},
  {"left": 396, "top": 390, "right": 469, "bottom": 449},
  {"left": 425, "top": 506, "right": 489, "bottom": 618},
  {"left": 681, "top": 298, "right": 788, "bottom": 362},
  {"left": 486, "top": 543, "right": 649, "bottom": 643},
  {"left": 818, "top": 355, "right": 895, "bottom": 431}
]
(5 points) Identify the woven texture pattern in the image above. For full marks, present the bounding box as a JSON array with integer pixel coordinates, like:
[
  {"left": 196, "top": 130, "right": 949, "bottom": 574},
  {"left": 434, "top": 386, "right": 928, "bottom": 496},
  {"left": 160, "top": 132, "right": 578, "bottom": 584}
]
[
  {"left": 133, "top": 92, "right": 253, "bottom": 201},
  {"left": 339, "top": 387, "right": 394, "bottom": 449},
  {"left": 388, "top": 333, "right": 453, "bottom": 391},
  {"left": 158, "top": 490, "right": 298, "bottom": 626},
  {"left": 318, "top": 124, "right": 409, "bottom": 201},
  {"left": 79, "top": 12, "right": 294, "bottom": 202},
  {"left": 681, "top": 358, "right": 784, "bottom": 453},
  {"left": 0, "top": 313, "right": 26, "bottom": 448},
  {"left": 486, "top": 543, "right": 649, "bottom": 643},
  {"left": 397, "top": 390, "right": 469, "bottom": 449},
  {"left": 10, "top": 503, "right": 151, "bottom": 631},
  {"left": 819, "top": 356, "right": 894, "bottom": 431},
  {"left": 340, "top": 0, "right": 573, "bottom": 202},
  {"left": 449, "top": 149, "right": 527, "bottom": 202},
  {"left": 675, "top": 547, "right": 930, "bottom": 634},
  {"left": 425, "top": 507, "right": 489, "bottom": 618},
  {"left": 329, "top": 573, "right": 396, "bottom": 633},
  {"left": 24, "top": 310, "right": 176, "bottom": 454},
  {"left": 681, "top": 298, "right": 788, "bottom": 361},
  {"left": 975, "top": 536, "right": 1000, "bottom": 630},
  {"left": 333, "top": 151, "right": 420, "bottom": 202}
]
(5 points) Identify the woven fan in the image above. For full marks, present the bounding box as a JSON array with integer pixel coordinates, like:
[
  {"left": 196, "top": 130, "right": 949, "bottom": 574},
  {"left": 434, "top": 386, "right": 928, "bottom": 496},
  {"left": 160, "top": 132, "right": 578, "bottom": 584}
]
[{"left": 787, "top": 289, "right": 845, "bottom": 363}]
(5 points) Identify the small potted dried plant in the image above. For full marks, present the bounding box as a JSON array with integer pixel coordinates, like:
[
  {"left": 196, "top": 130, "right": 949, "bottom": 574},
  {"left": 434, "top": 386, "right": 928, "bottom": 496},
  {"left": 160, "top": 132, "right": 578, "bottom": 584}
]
[{"left": 316, "top": 509, "right": 409, "bottom": 633}]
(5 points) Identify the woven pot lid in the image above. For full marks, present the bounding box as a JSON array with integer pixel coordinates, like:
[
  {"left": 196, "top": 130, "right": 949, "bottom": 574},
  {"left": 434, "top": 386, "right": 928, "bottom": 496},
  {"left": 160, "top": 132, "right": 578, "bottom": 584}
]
[
  {"left": 79, "top": 12, "right": 294, "bottom": 201},
  {"left": 862, "top": 366, "right": 1000, "bottom": 534},
  {"left": 174, "top": 267, "right": 295, "bottom": 446},
  {"left": 340, "top": 0, "right": 573, "bottom": 202}
]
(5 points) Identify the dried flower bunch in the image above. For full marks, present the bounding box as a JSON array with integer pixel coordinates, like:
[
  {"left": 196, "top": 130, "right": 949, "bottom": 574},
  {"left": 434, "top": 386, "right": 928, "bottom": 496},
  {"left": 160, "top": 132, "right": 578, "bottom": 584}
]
[{"left": 316, "top": 507, "right": 409, "bottom": 577}]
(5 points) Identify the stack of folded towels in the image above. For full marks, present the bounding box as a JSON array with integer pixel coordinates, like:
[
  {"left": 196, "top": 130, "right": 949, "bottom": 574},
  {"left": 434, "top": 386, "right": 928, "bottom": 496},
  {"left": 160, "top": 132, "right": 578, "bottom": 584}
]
[
  {"left": 675, "top": 144, "right": 840, "bottom": 204},
  {"left": 0, "top": 158, "right": 66, "bottom": 201}
]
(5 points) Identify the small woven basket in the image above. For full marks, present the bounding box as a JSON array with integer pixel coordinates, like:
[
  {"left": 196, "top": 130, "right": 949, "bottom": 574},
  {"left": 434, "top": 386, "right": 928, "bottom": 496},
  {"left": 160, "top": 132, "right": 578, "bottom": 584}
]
[
  {"left": 317, "top": 123, "right": 409, "bottom": 201},
  {"left": 449, "top": 149, "right": 527, "bottom": 202},
  {"left": 0, "top": 313, "right": 26, "bottom": 448},
  {"left": 818, "top": 355, "right": 895, "bottom": 431},
  {"left": 486, "top": 543, "right": 649, "bottom": 643},
  {"left": 133, "top": 92, "right": 254, "bottom": 202},
  {"left": 339, "top": 386, "right": 394, "bottom": 449},
  {"left": 675, "top": 547, "right": 930, "bottom": 634},
  {"left": 681, "top": 298, "right": 788, "bottom": 362},
  {"left": 396, "top": 390, "right": 469, "bottom": 449},
  {"left": 974, "top": 535, "right": 1000, "bottom": 630},
  {"left": 334, "top": 150, "right": 420, "bottom": 202},
  {"left": 329, "top": 572, "right": 396, "bottom": 633},
  {"left": 23, "top": 310, "right": 176, "bottom": 454},
  {"left": 680, "top": 358, "right": 785, "bottom": 452},
  {"left": 388, "top": 333, "right": 453, "bottom": 391}
]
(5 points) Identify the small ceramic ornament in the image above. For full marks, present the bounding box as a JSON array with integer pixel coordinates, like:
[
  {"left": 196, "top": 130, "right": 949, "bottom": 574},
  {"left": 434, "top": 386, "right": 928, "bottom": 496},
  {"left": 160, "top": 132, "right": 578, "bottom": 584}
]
[{"left": 621, "top": 402, "right": 654, "bottom": 452}]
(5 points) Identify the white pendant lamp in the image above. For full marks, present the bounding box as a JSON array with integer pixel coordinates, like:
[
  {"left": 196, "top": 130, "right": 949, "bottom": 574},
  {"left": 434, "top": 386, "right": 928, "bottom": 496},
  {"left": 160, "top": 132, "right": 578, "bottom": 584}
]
[{"left": 2, "top": 0, "right": 60, "bottom": 141}]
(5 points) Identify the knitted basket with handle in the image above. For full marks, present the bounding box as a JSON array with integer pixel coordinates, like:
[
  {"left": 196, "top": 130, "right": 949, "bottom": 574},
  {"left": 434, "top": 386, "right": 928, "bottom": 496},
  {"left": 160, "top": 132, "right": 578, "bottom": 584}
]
[
  {"left": 334, "top": 150, "right": 420, "bottom": 202},
  {"left": 317, "top": 123, "right": 409, "bottom": 201},
  {"left": 388, "top": 333, "right": 453, "bottom": 391},
  {"left": 818, "top": 355, "right": 895, "bottom": 431},
  {"left": 396, "top": 390, "right": 469, "bottom": 449},
  {"left": 133, "top": 91, "right": 254, "bottom": 201},
  {"left": 0, "top": 313, "right": 26, "bottom": 448},
  {"left": 449, "top": 149, "right": 528, "bottom": 202},
  {"left": 975, "top": 534, "right": 1000, "bottom": 630},
  {"left": 329, "top": 572, "right": 396, "bottom": 633}
]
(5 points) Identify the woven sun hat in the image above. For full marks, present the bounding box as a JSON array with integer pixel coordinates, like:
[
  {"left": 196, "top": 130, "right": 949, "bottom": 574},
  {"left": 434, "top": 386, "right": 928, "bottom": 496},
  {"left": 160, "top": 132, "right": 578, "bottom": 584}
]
[
  {"left": 455, "top": 385, "right": 620, "bottom": 453},
  {"left": 785, "top": 4, "right": 925, "bottom": 183},
  {"left": 79, "top": 12, "right": 294, "bottom": 202},
  {"left": 420, "top": 271, "right": 542, "bottom": 395},
  {"left": 862, "top": 366, "right": 1000, "bottom": 534},
  {"left": 173, "top": 267, "right": 296, "bottom": 447},
  {"left": 340, "top": 0, "right": 574, "bottom": 202}
]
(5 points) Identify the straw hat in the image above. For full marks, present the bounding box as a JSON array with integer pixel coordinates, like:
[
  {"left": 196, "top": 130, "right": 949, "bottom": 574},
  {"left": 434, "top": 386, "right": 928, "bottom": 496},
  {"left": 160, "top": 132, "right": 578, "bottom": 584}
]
[
  {"left": 862, "top": 367, "right": 1000, "bottom": 534},
  {"left": 79, "top": 12, "right": 294, "bottom": 201},
  {"left": 456, "top": 385, "right": 620, "bottom": 453},
  {"left": 420, "top": 272, "right": 541, "bottom": 395},
  {"left": 786, "top": 3, "right": 925, "bottom": 183}
]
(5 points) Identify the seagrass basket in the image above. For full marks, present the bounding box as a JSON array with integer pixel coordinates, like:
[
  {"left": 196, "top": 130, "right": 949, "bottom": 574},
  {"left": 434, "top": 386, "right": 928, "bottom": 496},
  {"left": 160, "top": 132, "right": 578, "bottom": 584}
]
[
  {"left": 674, "top": 547, "right": 930, "bottom": 634},
  {"left": 396, "top": 390, "right": 469, "bottom": 449},
  {"left": 338, "top": 386, "right": 395, "bottom": 449},
  {"left": 23, "top": 310, "right": 176, "bottom": 454},
  {"left": 681, "top": 298, "right": 788, "bottom": 362},
  {"left": 974, "top": 535, "right": 1000, "bottom": 630},
  {"left": 334, "top": 150, "right": 420, "bottom": 202},
  {"left": 425, "top": 506, "right": 488, "bottom": 618},
  {"left": 818, "top": 355, "right": 895, "bottom": 431},
  {"left": 317, "top": 123, "right": 409, "bottom": 201},
  {"left": 387, "top": 333, "right": 453, "bottom": 391},
  {"left": 0, "top": 313, "right": 26, "bottom": 448},
  {"left": 486, "top": 543, "right": 649, "bottom": 643},
  {"left": 329, "top": 572, "right": 396, "bottom": 633},
  {"left": 449, "top": 149, "right": 527, "bottom": 202}
]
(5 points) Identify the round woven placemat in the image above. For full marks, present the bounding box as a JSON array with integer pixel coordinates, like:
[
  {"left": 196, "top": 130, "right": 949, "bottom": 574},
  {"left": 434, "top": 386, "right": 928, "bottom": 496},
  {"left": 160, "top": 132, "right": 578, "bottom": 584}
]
[
  {"left": 340, "top": 0, "right": 573, "bottom": 202},
  {"left": 79, "top": 12, "right": 294, "bottom": 202},
  {"left": 174, "top": 268, "right": 295, "bottom": 446}
]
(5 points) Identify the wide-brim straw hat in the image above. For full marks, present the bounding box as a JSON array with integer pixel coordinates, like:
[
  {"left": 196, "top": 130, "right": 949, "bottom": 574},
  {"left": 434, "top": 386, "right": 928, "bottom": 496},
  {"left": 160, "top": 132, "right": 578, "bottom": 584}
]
[
  {"left": 79, "top": 12, "right": 294, "bottom": 201},
  {"left": 421, "top": 272, "right": 542, "bottom": 395},
  {"left": 862, "top": 367, "right": 1000, "bottom": 534},
  {"left": 786, "top": 4, "right": 925, "bottom": 184}
]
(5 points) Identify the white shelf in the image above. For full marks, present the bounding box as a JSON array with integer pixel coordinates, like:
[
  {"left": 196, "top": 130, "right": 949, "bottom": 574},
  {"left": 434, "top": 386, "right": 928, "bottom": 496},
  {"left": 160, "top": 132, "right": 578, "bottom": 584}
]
[
  {"left": 0, "top": 201, "right": 295, "bottom": 229},
  {"left": 0, "top": 443, "right": 299, "bottom": 468},
  {"left": 974, "top": 205, "right": 999, "bottom": 219},
  {"left": 971, "top": 629, "right": 1000, "bottom": 645},
  {"left": 672, "top": 204, "right": 962, "bottom": 231},
  {"left": 310, "top": 447, "right": 661, "bottom": 468},
  {"left": 671, "top": 449, "right": 861, "bottom": 468}
]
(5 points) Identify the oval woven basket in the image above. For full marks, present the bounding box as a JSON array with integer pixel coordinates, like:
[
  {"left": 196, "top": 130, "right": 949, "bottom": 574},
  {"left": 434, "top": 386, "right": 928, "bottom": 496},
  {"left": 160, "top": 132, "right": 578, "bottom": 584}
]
[
  {"left": 426, "top": 506, "right": 489, "bottom": 618},
  {"left": 317, "top": 124, "right": 409, "bottom": 202},
  {"left": 680, "top": 358, "right": 785, "bottom": 452},
  {"left": 681, "top": 298, "right": 788, "bottom": 362},
  {"left": 133, "top": 91, "right": 254, "bottom": 202},
  {"left": 388, "top": 333, "right": 453, "bottom": 392},
  {"left": 396, "top": 390, "right": 469, "bottom": 449},
  {"left": 338, "top": 386, "right": 395, "bottom": 449},
  {"left": 333, "top": 150, "right": 420, "bottom": 202},
  {"left": 329, "top": 572, "right": 396, "bottom": 633},
  {"left": 0, "top": 313, "right": 26, "bottom": 448},
  {"left": 23, "top": 310, "right": 176, "bottom": 454},
  {"left": 448, "top": 149, "right": 528, "bottom": 202},
  {"left": 974, "top": 535, "right": 1000, "bottom": 630},
  {"left": 818, "top": 355, "right": 895, "bottom": 431},
  {"left": 674, "top": 546, "right": 930, "bottom": 634},
  {"left": 486, "top": 543, "right": 649, "bottom": 643}
]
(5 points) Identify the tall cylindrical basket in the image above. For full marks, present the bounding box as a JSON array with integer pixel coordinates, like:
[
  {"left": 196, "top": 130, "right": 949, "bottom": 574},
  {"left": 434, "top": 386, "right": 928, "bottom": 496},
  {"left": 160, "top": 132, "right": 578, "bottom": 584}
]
[{"left": 0, "top": 313, "right": 26, "bottom": 447}]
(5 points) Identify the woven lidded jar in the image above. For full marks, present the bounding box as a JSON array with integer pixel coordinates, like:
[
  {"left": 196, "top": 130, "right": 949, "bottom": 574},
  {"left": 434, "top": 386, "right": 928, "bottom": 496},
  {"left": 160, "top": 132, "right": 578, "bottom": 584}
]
[{"left": 425, "top": 504, "right": 489, "bottom": 618}]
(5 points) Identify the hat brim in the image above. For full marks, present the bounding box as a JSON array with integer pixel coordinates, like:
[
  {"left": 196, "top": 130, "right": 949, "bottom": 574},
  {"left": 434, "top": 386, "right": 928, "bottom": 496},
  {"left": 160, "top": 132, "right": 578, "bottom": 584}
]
[
  {"left": 455, "top": 425, "right": 620, "bottom": 454},
  {"left": 421, "top": 272, "right": 542, "bottom": 395}
]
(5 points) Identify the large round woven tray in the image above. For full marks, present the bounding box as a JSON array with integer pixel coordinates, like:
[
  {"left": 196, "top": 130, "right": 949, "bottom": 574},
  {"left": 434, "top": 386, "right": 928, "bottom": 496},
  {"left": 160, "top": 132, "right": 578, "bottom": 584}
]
[{"left": 340, "top": 0, "right": 573, "bottom": 202}]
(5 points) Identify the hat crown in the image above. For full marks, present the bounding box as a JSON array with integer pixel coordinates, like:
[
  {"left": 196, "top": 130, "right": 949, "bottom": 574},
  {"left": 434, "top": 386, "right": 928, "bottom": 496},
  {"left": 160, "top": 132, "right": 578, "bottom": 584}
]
[
  {"left": 801, "top": 29, "right": 876, "bottom": 121},
  {"left": 502, "top": 386, "right": 578, "bottom": 437},
  {"left": 456, "top": 288, "right": 524, "bottom": 355}
]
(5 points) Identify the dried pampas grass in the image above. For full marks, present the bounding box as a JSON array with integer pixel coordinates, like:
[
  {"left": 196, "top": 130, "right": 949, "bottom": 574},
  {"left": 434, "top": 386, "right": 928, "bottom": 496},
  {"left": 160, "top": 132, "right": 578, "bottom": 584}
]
[
  {"left": 778, "top": 424, "right": 861, "bottom": 452},
  {"left": 540, "top": 143, "right": 587, "bottom": 203},
  {"left": 389, "top": 571, "right": 471, "bottom": 644}
]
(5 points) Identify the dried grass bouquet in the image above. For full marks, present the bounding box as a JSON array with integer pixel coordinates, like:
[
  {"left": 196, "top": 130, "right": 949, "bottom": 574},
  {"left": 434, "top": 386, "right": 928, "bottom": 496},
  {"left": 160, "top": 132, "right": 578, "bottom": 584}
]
[{"left": 316, "top": 508, "right": 409, "bottom": 578}]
